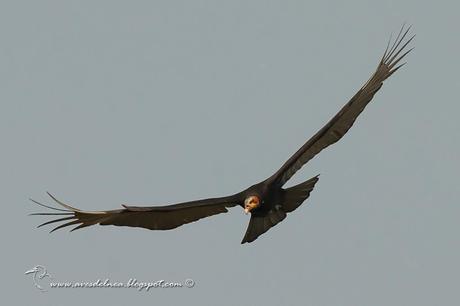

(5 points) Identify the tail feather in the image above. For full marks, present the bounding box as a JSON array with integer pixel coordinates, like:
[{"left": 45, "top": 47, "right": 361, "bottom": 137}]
[{"left": 241, "top": 207, "right": 287, "bottom": 244}]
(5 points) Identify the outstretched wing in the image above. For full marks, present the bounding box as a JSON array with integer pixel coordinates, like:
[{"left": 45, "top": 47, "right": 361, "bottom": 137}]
[
  {"left": 31, "top": 192, "right": 240, "bottom": 232},
  {"left": 268, "top": 25, "right": 414, "bottom": 187}
]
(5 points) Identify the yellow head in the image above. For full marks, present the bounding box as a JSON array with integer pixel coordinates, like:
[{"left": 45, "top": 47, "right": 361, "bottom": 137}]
[{"left": 244, "top": 195, "right": 260, "bottom": 214}]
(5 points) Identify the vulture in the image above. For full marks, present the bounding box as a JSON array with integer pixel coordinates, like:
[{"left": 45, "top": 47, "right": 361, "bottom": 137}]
[{"left": 31, "top": 26, "right": 414, "bottom": 244}]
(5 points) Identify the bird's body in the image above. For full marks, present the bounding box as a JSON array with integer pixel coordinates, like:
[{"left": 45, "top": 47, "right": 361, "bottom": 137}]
[{"left": 31, "top": 25, "right": 414, "bottom": 244}]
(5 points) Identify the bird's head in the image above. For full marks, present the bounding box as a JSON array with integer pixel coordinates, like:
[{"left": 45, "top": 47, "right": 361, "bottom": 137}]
[
  {"left": 25, "top": 267, "right": 39, "bottom": 275},
  {"left": 25, "top": 265, "right": 47, "bottom": 276},
  {"left": 244, "top": 195, "right": 260, "bottom": 214}
]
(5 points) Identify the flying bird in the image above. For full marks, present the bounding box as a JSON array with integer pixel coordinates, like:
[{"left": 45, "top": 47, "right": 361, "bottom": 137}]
[{"left": 31, "top": 26, "right": 414, "bottom": 244}]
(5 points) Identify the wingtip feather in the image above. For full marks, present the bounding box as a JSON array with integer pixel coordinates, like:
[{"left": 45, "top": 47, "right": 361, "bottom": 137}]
[
  {"left": 46, "top": 192, "right": 81, "bottom": 212},
  {"left": 49, "top": 220, "right": 81, "bottom": 233}
]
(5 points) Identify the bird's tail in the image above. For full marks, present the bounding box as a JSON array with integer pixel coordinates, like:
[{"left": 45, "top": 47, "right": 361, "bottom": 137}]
[{"left": 283, "top": 175, "right": 319, "bottom": 213}]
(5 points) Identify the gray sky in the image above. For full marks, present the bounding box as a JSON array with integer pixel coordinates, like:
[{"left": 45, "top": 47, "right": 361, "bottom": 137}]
[{"left": 2, "top": 1, "right": 459, "bottom": 305}]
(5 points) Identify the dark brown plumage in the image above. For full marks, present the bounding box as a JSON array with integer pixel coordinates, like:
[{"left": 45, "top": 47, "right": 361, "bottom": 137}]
[{"left": 31, "top": 26, "right": 414, "bottom": 244}]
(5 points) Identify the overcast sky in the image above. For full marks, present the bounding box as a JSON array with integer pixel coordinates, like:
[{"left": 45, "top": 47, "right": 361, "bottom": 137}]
[{"left": 2, "top": 1, "right": 459, "bottom": 305}]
